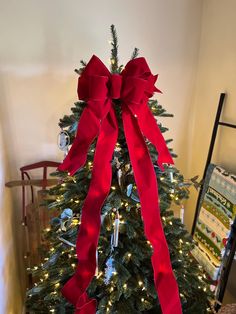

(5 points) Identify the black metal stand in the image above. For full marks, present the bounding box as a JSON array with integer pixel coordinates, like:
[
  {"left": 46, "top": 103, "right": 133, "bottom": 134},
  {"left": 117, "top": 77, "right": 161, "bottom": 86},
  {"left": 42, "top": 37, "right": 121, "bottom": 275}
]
[
  {"left": 191, "top": 93, "right": 226, "bottom": 235},
  {"left": 214, "top": 218, "right": 236, "bottom": 311},
  {"left": 190, "top": 92, "right": 236, "bottom": 310}
]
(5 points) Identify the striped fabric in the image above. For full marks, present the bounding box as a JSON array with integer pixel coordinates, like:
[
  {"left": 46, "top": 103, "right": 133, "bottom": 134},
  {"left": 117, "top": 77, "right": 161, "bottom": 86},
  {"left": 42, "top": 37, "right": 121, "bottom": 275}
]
[{"left": 192, "top": 164, "right": 236, "bottom": 280}]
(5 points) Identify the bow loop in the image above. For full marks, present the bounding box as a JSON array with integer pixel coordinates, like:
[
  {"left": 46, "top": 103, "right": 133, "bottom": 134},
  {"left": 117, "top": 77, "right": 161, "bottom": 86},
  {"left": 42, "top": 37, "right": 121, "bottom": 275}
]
[
  {"left": 120, "top": 57, "right": 159, "bottom": 107},
  {"left": 121, "top": 76, "right": 147, "bottom": 105}
]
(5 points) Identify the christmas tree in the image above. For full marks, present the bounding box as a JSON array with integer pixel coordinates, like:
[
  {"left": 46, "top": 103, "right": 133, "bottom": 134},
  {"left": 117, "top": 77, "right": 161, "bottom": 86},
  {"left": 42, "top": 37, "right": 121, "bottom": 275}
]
[{"left": 26, "top": 26, "right": 212, "bottom": 313}]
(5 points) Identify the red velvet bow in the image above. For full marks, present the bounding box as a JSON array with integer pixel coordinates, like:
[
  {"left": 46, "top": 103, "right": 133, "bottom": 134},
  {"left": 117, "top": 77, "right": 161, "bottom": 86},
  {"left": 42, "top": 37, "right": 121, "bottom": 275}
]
[{"left": 58, "top": 55, "right": 182, "bottom": 314}]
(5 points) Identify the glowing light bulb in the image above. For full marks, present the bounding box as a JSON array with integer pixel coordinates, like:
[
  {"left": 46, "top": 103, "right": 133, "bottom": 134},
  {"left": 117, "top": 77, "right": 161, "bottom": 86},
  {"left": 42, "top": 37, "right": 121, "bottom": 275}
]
[{"left": 138, "top": 281, "right": 143, "bottom": 286}]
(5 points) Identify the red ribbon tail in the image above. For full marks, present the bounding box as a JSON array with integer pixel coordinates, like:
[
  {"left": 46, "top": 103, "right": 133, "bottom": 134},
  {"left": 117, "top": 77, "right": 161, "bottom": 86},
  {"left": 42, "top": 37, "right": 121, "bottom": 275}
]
[
  {"left": 131, "top": 103, "right": 174, "bottom": 171},
  {"left": 122, "top": 107, "right": 182, "bottom": 314},
  {"left": 62, "top": 108, "right": 118, "bottom": 313},
  {"left": 57, "top": 108, "right": 100, "bottom": 176}
]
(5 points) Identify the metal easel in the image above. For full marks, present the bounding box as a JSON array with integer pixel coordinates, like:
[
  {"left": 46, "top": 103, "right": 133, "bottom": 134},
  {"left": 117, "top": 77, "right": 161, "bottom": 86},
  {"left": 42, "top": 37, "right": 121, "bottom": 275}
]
[{"left": 190, "top": 93, "right": 236, "bottom": 310}]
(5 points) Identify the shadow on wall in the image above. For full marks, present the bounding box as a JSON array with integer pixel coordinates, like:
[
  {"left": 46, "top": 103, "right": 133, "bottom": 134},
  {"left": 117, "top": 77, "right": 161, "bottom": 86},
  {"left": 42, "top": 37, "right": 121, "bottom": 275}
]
[{"left": 0, "top": 75, "right": 24, "bottom": 314}]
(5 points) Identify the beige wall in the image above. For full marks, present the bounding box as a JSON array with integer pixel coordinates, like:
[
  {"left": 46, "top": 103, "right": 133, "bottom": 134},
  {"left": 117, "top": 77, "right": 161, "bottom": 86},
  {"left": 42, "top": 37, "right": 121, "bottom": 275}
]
[
  {"left": 185, "top": 0, "right": 236, "bottom": 231},
  {"left": 0, "top": 0, "right": 203, "bottom": 175},
  {"left": 0, "top": 0, "right": 204, "bottom": 312},
  {"left": 0, "top": 123, "right": 23, "bottom": 314}
]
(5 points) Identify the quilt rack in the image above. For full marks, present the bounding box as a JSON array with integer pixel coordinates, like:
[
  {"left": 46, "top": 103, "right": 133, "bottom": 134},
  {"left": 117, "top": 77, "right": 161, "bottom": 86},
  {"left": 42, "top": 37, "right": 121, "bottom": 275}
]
[{"left": 191, "top": 93, "right": 236, "bottom": 311}]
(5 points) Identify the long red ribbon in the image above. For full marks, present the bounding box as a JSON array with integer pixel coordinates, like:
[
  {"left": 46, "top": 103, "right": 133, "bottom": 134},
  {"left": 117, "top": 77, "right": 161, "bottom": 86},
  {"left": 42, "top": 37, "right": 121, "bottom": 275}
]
[{"left": 58, "top": 55, "right": 182, "bottom": 314}]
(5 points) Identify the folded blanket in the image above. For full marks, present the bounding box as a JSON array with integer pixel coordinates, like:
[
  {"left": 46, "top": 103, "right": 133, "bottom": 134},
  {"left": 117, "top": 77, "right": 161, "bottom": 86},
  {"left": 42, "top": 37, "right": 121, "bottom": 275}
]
[{"left": 192, "top": 164, "right": 236, "bottom": 280}]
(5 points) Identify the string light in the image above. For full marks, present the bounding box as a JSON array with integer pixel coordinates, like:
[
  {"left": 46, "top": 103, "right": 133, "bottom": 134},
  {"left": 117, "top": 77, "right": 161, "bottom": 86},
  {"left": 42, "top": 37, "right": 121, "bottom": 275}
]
[
  {"left": 127, "top": 253, "right": 132, "bottom": 257},
  {"left": 110, "top": 287, "right": 114, "bottom": 292},
  {"left": 44, "top": 273, "right": 49, "bottom": 279},
  {"left": 169, "top": 221, "right": 173, "bottom": 225},
  {"left": 141, "top": 298, "right": 145, "bottom": 302},
  {"left": 123, "top": 283, "right": 127, "bottom": 289},
  {"left": 71, "top": 263, "right": 76, "bottom": 268},
  {"left": 138, "top": 281, "right": 143, "bottom": 286},
  {"left": 55, "top": 283, "right": 60, "bottom": 288},
  {"left": 97, "top": 271, "right": 103, "bottom": 278},
  {"left": 111, "top": 186, "right": 116, "bottom": 190},
  {"left": 61, "top": 183, "right": 66, "bottom": 187}
]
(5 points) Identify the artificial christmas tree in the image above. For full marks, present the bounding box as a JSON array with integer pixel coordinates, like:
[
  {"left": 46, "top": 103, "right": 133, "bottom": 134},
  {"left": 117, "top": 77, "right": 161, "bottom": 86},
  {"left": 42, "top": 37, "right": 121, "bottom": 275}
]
[{"left": 26, "top": 26, "right": 212, "bottom": 313}]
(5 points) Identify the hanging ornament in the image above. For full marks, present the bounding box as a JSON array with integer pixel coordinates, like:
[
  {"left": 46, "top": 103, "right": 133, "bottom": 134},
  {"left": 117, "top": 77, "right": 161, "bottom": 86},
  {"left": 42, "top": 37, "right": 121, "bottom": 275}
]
[
  {"left": 169, "top": 165, "right": 175, "bottom": 193},
  {"left": 61, "top": 208, "right": 73, "bottom": 219},
  {"left": 104, "top": 256, "right": 116, "bottom": 285},
  {"left": 60, "top": 208, "right": 73, "bottom": 231},
  {"left": 126, "top": 184, "right": 140, "bottom": 203},
  {"left": 180, "top": 204, "right": 184, "bottom": 224},
  {"left": 57, "top": 129, "right": 70, "bottom": 155},
  {"left": 58, "top": 236, "right": 76, "bottom": 248},
  {"left": 117, "top": 168, "right": 122, "bottom": 188},
  {"left": 95, "top": 250, "right": 99, "bottom": 277},
  {"left": 111, "top": 210, "right": 120, "bottom": 249}
]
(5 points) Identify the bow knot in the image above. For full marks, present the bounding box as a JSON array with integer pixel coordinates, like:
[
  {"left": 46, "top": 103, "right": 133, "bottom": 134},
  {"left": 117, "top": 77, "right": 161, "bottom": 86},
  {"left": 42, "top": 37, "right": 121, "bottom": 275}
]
[{"left": 110, "top": 74, "right": 122, "bottom": 99}]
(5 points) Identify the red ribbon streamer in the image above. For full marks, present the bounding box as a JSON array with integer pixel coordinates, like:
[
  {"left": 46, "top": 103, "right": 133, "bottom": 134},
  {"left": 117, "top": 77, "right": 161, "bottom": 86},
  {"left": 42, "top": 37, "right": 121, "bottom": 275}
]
[{"left": 58, "top": 55, "right": 182, "bottom": 314}]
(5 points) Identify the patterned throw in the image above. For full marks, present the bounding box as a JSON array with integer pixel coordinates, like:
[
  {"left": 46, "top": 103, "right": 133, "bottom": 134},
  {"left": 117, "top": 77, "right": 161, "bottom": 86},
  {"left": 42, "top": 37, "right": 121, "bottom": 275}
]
[{"left": 192, "top": 164, "right": 236, "bottom": 280}]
